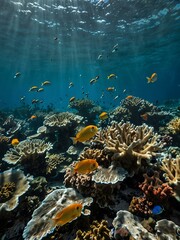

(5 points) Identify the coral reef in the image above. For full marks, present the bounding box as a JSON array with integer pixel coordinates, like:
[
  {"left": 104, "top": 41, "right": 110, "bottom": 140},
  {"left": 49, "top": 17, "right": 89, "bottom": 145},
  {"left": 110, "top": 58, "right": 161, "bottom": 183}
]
[
  {"left": 45, "top": 153, "right": 66, "bottom": 175},
  {"left": 43, "top": 112, "right": 83, "bottom": 129},
  {"left": 155, "top": 219, "right": 180, "bottom": 240},
  {"left": 75, "top": 220, "right": 110, "bottom": 240},
  {"left": 161, "top": 156, "right": 180, "bottom": 201},
  {"left": 0, "top": 168, "right": 29, "bottom": 211},
  {"left": 167, "top": 117, "right": 180, "bottom": 134},
  {"left": 23, "top": 188, "right": 93, "bottom": 240},
  {"left": 94, "top": 121, "right": 164, "bottom": 175},
  {"left": 129, "top": 196, "right": 153, "bottom": 216},
  {"left": 3, "top": 115, "right": 22, "bottom": 136}
]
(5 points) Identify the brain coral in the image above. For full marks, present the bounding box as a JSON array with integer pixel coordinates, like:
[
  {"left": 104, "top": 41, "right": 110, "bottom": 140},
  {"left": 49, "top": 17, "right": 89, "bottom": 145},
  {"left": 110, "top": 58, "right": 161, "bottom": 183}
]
[
  {"left": 23, "top": 188, "right": 93, "bottom": 240},
  {"left": 94, "top": 121, "right": 164, "bottom": 175},
  {"left": 0, "top": 168, "right": 29, "bottom": 211}
]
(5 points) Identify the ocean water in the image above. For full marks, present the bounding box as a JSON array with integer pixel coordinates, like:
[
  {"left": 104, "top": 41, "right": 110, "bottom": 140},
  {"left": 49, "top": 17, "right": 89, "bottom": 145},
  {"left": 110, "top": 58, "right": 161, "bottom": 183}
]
[{"left": 0, "top": 0, "right": 179, "bottom": 110}]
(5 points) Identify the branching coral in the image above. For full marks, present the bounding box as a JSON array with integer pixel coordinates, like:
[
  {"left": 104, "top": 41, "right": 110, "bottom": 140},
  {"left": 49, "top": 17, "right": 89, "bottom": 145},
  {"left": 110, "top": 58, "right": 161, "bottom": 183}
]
[
  {"left": 2, "top": 139, "right": 53, "bottom": 165},
  {"left": 75, "top": 220, "right": 110, "bottom": 240},
  {"left": 0, "top": 168, "right": 29, "bottom": 211},
  {"left": 43, "top": 112, "right": 83, "bottom": 129},
  {"left": 45, "top": 153, "right": 66, "bottom": 175},
  {"left": 167, "top": 117, "right": 180, "bottom": 134},
  {"left": 23, "top": 188, "right": 93, "bottom": 240},
  {"left": 161, "top": 156, "right": 180, "bottom": 201},
  {"left": 94, "top": 121, "right": 164, "bottom": 175}
]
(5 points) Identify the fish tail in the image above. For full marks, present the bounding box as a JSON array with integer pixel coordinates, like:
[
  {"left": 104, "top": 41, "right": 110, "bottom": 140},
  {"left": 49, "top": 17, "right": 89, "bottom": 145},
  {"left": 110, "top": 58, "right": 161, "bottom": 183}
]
[
  {"left": 146, "top": 77, "right": 151, "bottom": 83},
  {"left": 70, "top": 137, "right": 77, "bottom": 144}
]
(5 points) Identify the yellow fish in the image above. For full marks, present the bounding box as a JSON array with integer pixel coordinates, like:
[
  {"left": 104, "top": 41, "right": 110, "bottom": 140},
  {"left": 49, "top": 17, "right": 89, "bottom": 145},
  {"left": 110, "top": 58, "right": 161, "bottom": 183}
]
[
  {"left": 106, "top": 87, "right": 115, "bottom": 91},
  {"left": 11, "top": 138, "right": 19, "bottom": 146},
  {"left": 52, "top": 203, "right": 82, "bottom": 227},
  {"left": 99, "top": 112, "right": 108, "bottom": 120},
  {"left": 37, "top": 88, "right": 44, "bottom": 92},
  {"left": 69, "top": 96, "right": 76, "bottom": 102},
  {"left": 107, "top": 74, "right": 116, "bottom": 79},
  {"left": 71, "top": 125, "right": 98, "bottom": 144},
  {"left": 29, "top": 86, "right": 38, "bottom": 92},
  {"left": 126, "top": 95, "right": 133, "bottom": 100},
  {"left": 146, "top": 73, "right": 157, "bottom": 83},
  {"left": 90, "top": 78, "right": 97, "bottom": 85},
  {"left": 74, "top": 159, "right": 99, "bottom": 174},
  {"left": 41, "top": 81, "right": 51, "bottom": 86}
]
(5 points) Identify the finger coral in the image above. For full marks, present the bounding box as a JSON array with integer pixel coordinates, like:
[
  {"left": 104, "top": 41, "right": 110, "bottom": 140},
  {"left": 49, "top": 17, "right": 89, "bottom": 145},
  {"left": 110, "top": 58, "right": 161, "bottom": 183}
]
[
  {"left": 0, "top": 168, "right": 29, "bottom": 211},
  {"left": 23, "top": 188, "right": 93, "bottom": 240},
  {"left": 75, "top": 220, "right": 110, "bottom": 240},
  {"left": 94, "top": 121, "right": 164, "bottom": 175},
  {"left": 161, "top": 156, "right": 180, "bottom": 201}
]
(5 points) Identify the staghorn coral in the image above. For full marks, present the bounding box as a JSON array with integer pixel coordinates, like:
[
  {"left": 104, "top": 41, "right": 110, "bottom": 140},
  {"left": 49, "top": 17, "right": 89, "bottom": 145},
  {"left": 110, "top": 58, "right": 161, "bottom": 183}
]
[
  {"left": 43, "top": 112, "right": 83, "bottom": 129},
  {"left": 161, "top": 156, "right": 180, "bottom": 201},
  {"left": 2, "top": 139, "right": 52, "bottom": 164},
  {"left": 75, "top": 220, "right": 110, "bottom": 240},
  {"left": 23, "top": 188, "right": 93, "bottom": 240},
  {"left": 167, "top": 117, "right": 180, "bottom": 134},
  {"left": 94, "top": 121, "right": 164, "bottom": 175},
  {"left": 0, "top": 168, "right": 29, "bottom": 211}
]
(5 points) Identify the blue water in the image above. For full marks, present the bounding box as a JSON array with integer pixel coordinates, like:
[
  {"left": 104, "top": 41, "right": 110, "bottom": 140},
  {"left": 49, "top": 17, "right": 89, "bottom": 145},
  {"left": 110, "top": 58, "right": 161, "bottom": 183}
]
[{"left": 0, "top": 0, "right": 179, "bottom": 110}]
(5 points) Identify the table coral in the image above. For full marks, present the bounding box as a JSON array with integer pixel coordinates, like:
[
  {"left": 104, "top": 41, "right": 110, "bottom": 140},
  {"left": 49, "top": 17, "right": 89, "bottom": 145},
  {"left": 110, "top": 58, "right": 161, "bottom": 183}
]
[
  {"left": 0, "top": 168, "right": 29, "bottom": 211},
  {"left": 23, "top": 188, "right": 93, "bottom": 240},
  {"left": 75, "top": 220, "right": 110, "bottom": 240},
  {"left": 94, "top": 121, "right": 164, "bottom": 175},
  {"left": 161, "top": 156, "right": 180, "bottom": 201},
  {"left": 43, "top": 112, "right": 83, "bottom": 129}
]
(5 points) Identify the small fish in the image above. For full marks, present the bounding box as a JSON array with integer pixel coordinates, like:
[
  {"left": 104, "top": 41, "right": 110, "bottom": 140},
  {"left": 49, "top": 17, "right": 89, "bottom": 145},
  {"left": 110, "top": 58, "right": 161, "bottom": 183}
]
[
  {"left": 95, "top": 76, "right": 99, "bottom": 80},
  {"left": 29, "top": 86, "right": 38, "bottom": 92},
  {"left": 114, "top": 95, "right": 119, "bottom": 100},
  {"left": 11, "top": 138, "right": 19, "bottom": 146},
  {"left": 152, "top": 205, "right": 164, "bottom": 215},
  {"left": 69, "top": 96, "right": 76, "bottom": 102},
  {"left": 106, "top": 87, "right": 116, "bottom": 91},
  {"left": 74, "top": 159, "right": 99, "bottom": 174},
  {"left": 20, "top": 96, "right": 25, "bottom": 101},
  {"left": 30, "top": 115, "right": 37, "bottom": 120},
  {"left": 97, "top": 54, "right": 103, "bottom": 60},
  {"left": 69, "top": 82, "right": 74, "bottom": 88},
  {"left": 107, "top": 74, "right": 116, "bottom": 79},
  {"left": 32, "top": 99, "right": 39, "bottom": 104},
  {"left": 37, "top": 88, "right": 44, "bottom": 92},
  {"left": 146, "top": 73, "right": 157, "bottom": 83},
  {"left": 41, "top": 81, "right": 51, "bottom": 86},
  {"left": 126, "top": 95, "right": 133, "bottom": 100},
  {"left": 52, "top": 203, "right": 82, "bottom": 227},
  {"left": 14, "top": 72, "right": 21, "bottom": 78},
  {"left": 90, "top": 78, "right": 97, "bottom": 85},
  {"left": 140, "top": 113, "right": 148, "bottom": 121},
  {"left": 100, "top": 92, "right": 104, "bottom": 99},
  {"left": 54, "top": 37, "right": 58, "bottom": 41},
  {"left": 99, "top": 112, "right": 108, "bottom": 120},
  {"left": 112, "top": 44, "right": 118, "bottom": 53},
  {"left": 123, "top": 89, "right": 126, "bottom": 93},
  {"left": 71, "top": 125, "right": 98, "bottom": 144}
]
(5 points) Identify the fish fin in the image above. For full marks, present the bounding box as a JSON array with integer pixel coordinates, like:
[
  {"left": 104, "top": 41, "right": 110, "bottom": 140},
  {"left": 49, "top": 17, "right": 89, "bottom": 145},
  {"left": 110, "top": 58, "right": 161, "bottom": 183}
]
[
  {"left": 51, "top": 217, "right": 64, "bottom": 227},
  {"left": 70, "top": 137, "right": 77, "bottom": 144}
]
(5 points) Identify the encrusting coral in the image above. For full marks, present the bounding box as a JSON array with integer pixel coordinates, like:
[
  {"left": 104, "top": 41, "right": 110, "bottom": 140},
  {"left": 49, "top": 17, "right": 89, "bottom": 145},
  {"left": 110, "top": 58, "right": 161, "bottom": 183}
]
[
  {"left": 23, "top": 188, "right": 93, "bottom": 240},
  {"left": 0, "top": 168, "right": 29, "bottom": 211},
  {"left": 94, "top": 121, "right": 164, "bottom": 175},
  {"left": 160, "top": 156, "right": 180, "bottom": 201},
  {"left": 75, "top": 220, "right": 110, "bottom": 240}
]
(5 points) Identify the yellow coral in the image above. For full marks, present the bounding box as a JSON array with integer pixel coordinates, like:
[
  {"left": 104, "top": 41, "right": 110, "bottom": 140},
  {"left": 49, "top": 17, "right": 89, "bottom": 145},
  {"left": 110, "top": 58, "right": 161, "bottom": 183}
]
[
  {"left": 167, "top": 117, "right": 180, "bottom": 134},
  {"left": 0, "top": 182, "right": 16, "bottom": 203},
  {"left": 75, "top": 220, "right": 110, "bottom": 240}
]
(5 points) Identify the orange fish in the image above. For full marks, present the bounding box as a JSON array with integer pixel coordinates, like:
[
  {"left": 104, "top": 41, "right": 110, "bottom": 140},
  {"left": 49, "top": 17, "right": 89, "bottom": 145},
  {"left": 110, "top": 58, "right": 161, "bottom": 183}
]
[
  {"left": 146, "top": 73, "right": 157, "bottom": 83},
  {"left": 71, "top": 125, "right": 98, "bottom": 144},
  {"left": 30, "top": 115, "right": 37, "bottom": 120},
  {"left": 52, "top": 203, "right": 82, "bottom": 227},
  {"left": 99, "top": 112, "right": 108, "bottom": 120},
  {"left": 126, "top": 95, "right": 133, "bottom": 100},
  {"left": 106, "top": 87, "right": 115, "bottom": 91},
  {"left": 11, "top": 138, "right": 19, "bottom": 146},
  {"left": 74, "top": 159, "right": 99, "bottom": 174},
  {"left": 69, "top": 97, "right": 76, "bottom": 102},
  {"left": 140, "top": 113, "right": 148, "bottom": 121}
]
